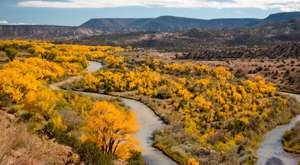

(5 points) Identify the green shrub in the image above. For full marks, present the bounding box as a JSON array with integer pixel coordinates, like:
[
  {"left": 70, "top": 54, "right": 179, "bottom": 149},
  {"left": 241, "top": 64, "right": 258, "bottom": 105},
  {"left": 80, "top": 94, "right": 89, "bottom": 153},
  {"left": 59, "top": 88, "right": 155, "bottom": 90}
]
[
  {"left": 4, "top": 47, "right": 18, "bottom": 61},
  {"left": 282, "top": 122, "right": 300, "bottom": 154},
  {"left": 128, "top": 151, "right": 147, "bottom": 165}
]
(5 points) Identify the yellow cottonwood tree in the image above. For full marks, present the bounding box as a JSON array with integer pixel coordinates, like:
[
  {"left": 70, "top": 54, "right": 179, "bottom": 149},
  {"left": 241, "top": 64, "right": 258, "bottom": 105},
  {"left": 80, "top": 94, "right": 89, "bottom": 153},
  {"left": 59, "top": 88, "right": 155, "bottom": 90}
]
[
  {"left": 4, "top": 58, "right": 64, "bottom": 81},
  {"left": 22, "top": 88, "right": 58, "bottom": 131},
  {"left": 81, "top": 101, "right": 140, "bottom": 160},
  {"left": 0, "top": 68, "right": 42, "bottom": 103}
]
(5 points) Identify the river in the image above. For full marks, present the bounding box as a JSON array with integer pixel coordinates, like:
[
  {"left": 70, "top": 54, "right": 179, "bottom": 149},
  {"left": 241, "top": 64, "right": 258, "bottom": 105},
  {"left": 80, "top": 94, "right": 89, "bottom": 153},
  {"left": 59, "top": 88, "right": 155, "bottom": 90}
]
[
  {"left": 51, "top": 61, "right": 300, "bottom": 165},
  {"left": 257, "top": 92, "right": 300, "bottom": 165},
  {"left": 49, "top": 61, "right": 177, "bottom": 165}
]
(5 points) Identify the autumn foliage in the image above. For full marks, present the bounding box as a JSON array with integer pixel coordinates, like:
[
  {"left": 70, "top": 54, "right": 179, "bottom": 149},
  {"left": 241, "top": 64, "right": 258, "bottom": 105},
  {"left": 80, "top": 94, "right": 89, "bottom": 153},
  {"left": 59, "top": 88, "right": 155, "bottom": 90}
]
[
  {"left": 0, "top": 40, "right": 140, "bottom": 163},
  {"left": 1, "top": 40, "right": 298, "bottom": 164},
  {"left": 81, "top": 101, "right": 140, "bottom": 160},
  {"left": 75, "top": 57, "right": 299, "bottom": 164},
  {"left": 0, "top": 58, "right": 62, "bottom": 103},
  {"left": 282, "top": 122, "right": 300, "bottom": 154}
]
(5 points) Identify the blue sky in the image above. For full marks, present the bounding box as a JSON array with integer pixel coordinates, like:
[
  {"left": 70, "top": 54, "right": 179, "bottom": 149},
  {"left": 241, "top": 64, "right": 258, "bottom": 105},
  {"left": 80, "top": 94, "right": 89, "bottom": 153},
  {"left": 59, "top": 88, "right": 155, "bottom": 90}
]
[{"left": 0, "top": 0, "right": 299, "bottom": 26}]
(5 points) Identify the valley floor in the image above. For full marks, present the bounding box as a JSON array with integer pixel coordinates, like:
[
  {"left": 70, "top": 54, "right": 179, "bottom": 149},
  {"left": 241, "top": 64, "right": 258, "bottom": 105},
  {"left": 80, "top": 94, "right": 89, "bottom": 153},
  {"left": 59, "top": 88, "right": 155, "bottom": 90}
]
[
  {"left": 1, "top": 40, "right": 299, "bottom": 165},
  {"left": 121, "top": 50, "right": 300, "bottom": 94}
]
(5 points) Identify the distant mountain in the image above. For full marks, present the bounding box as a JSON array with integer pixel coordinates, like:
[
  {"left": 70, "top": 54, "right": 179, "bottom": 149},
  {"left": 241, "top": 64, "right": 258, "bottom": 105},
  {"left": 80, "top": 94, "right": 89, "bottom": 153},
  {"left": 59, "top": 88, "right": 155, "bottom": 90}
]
[
  {"left": 66, "top": 19, "right": 300, "bottom": 59},
  {"left": 256, "top": 12, "right": 300, "bottom": 26},
  {"left": 79, "top": 12, "right": 300, "bottom": 33},
  {"left": 80, "top": 16, "right": 260, "bottom": 32},
  {"left": 79, "top": 18, "right": 141, "bottom": 33},
  {"left": 0, "top": 25, "right": 102, "bottom": 40},
  {"left": 1, "top": 12, "right": 300, "bottom": 40},
  {"left": 70, "top": 19, "right": 300, "bottom": 48}
]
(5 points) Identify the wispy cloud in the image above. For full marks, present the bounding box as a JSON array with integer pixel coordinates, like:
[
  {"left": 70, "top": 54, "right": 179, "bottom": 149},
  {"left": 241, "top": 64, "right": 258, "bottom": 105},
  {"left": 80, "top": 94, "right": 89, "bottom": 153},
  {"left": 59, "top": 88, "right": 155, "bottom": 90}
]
[
  {"left": 17, "top": 0, "right": 300, "bottom": 12},
  {"left": 0, "top": 20, "right": 9, "bottom": 24},
  {"left": 0, "top": 20, "right": 36, "bottom": 25}
]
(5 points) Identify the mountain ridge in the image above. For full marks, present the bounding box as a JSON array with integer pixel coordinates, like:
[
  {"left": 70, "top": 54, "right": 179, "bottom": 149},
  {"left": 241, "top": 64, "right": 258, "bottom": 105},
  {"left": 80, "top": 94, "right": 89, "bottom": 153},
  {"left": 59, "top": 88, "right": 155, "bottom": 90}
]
[
  {"left": 1, "top": 12, "right": 300, "bottom": 40},
  {"left": 79, "top": 12, "right": 300, "bottom": 32},
  {"left": 70, "top": 19, "right": 300, "bottom": 48}
]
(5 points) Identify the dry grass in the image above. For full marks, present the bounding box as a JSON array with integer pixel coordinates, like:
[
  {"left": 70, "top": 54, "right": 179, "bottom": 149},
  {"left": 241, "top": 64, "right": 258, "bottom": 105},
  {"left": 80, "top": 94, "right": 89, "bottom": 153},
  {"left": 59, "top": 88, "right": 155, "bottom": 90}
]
[{"left": 0, "top": 111, "right": 79, "bottom": 165}]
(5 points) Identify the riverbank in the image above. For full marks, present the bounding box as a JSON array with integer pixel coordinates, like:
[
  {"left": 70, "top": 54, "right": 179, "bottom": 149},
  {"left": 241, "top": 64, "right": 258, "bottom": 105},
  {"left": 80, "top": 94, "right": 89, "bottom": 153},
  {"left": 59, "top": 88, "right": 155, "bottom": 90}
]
[
  {"left": 257, "top": 92, "right": 300, "bottom": 165},
  {"left": 49, "top": 61, "right": 177, "bottom": 165},
  {"left": 53, "top": 60, "right": 300, "bottom": 165}
]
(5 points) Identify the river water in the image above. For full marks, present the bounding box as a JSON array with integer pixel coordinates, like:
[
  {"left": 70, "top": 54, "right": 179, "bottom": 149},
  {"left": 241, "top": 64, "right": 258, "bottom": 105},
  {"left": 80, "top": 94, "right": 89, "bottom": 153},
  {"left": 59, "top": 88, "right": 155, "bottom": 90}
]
[
  {"left": 50, "top": 61, "right": 177, "bottom": 165},
  {"left": 257, "top": 92, "right": 300, "bottom": 165},
  {"left": 52, "top": 61, "right": 300, "bottom": 165}
]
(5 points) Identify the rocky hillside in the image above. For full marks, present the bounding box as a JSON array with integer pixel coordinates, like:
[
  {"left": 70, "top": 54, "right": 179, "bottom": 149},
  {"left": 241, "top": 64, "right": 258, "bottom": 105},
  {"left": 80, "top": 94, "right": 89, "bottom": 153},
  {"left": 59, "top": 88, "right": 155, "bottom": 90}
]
[{"left": 0, "top": 110, "right": 78, "bottom": 164}]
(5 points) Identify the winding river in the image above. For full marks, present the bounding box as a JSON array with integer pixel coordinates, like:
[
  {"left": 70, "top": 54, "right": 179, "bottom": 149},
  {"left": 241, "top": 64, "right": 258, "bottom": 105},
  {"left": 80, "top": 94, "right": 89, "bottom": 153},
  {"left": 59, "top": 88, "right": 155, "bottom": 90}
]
[
  {"left": 49, "top": 61, "right": 177, "bottom": 165},
  {"left": 257, "top": 92, "right": 300, "bottom": 165},
  {"left": 50, "top": 61, "right": 300, "bottom": 165}
]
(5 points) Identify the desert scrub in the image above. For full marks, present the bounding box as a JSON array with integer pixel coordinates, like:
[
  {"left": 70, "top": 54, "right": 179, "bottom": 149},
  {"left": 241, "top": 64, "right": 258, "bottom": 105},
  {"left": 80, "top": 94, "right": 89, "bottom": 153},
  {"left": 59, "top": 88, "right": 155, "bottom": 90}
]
[{"left": 282, "top": 122, "right": 300, "bottom": 154}]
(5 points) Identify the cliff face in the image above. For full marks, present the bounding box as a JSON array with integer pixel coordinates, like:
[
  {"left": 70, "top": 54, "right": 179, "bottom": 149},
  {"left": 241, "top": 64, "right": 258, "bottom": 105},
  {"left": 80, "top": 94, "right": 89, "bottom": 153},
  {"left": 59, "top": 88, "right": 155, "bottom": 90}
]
[{"left": 0, "top": 25, "right": 102, "bottom": 40}]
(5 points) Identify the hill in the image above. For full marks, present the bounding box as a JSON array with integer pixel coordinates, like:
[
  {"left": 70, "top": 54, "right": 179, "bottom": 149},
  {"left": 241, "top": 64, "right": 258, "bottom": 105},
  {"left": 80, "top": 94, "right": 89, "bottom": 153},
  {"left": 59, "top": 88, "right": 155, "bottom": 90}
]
[
  {"left": 79, "top": 18, "right": 141, "bottom": 33},
  {"left": 256, "top": 12, "right": 300, "bottom": 26},
  {"left": 67, "top": 19, "right": 300, "bottom": 59}
]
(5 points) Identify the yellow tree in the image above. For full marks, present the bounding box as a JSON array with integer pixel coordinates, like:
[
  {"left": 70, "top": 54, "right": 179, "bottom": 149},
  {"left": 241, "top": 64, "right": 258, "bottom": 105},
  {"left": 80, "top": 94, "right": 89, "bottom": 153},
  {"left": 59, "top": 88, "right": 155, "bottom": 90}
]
[
  {"left": 82, "top": 72, "right": 101, "bottom": 91},
  {"left": 187, "top": 158, "right": 200, "bottom": 165},
  {"left": 22, "top": 88, "right": 58, "bottom": 131},
  {"left": 4, "top": 58, "right": 64, "bottom": 81},
  {"left": 81, "top": 101, "right": 140, "bottom": 160},
  {"left": 0, "top": 68, "right": 42, "bottom": 103}
]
